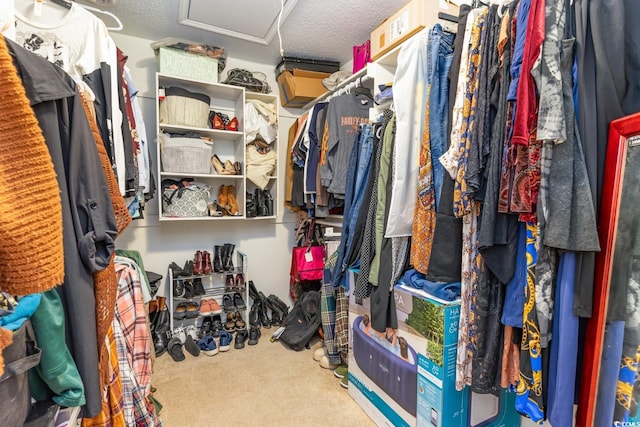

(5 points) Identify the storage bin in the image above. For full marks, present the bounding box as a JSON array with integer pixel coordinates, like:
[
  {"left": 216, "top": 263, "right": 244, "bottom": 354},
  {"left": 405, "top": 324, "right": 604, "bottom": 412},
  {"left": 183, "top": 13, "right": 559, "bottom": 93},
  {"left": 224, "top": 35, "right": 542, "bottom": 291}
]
[
  {"left": 275, "top": 56, "right": 340, "bottom": 76},
  {"left": 159, "top": 133, "right": 213, "bottom": 174},
  {"left": 159, "top": 86, "right": 211, "bottom": 128},
  {"left": 158, "top": 47, "right": 220, "bottom": 84}
]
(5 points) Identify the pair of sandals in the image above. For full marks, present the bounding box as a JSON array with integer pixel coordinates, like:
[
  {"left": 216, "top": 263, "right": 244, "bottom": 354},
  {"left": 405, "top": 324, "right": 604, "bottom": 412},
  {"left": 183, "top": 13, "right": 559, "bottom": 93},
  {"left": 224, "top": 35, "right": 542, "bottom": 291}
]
[
  {"left": 224, "top": 311, "right": 246, "bottom": 332},
  {"left": 174, "top": 301, "right": 199, "bottom": 319},
  {"left": 168, "top": 326, "right": 200, "bottom": 361}
]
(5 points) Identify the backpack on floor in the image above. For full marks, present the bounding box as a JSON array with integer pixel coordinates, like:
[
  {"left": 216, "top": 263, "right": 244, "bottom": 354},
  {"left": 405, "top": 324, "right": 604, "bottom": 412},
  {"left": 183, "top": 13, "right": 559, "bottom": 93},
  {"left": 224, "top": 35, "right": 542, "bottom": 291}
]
[{"left": 278, "top": 290, "right": 321, "bottom": 351}]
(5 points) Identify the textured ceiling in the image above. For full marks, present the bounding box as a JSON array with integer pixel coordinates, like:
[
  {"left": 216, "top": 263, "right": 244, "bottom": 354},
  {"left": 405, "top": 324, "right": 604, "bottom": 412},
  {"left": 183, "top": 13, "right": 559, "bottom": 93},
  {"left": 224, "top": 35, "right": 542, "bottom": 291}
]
[{"left": 77, "top": 0, "right": 408, "bottom": 68}]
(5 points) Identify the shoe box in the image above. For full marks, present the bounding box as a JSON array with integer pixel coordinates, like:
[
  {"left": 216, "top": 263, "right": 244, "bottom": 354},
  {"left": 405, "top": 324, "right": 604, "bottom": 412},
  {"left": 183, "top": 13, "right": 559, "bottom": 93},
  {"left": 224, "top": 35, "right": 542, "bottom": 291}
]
[{"left": 347, "top": 269, "right": 521, "bottom": 427}]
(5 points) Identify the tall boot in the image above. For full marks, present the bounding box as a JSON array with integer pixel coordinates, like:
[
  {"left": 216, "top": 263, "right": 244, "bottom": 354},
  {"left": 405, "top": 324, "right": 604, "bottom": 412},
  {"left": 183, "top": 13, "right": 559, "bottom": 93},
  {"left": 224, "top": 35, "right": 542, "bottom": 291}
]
[
  {"left": 193, "top": 250, "right": 203, "bottom": 275},
  {"left": 258, "top": 291, "right": 271, "bottom": 328},
  {"left": 263, "top": 296, "right": 282, "bottom": 327},
  {"left": 256, "top": 188, "right": 268, "bottom": 216},
  {"left": 224, "top": 243, "right": 235, "bottom": 271},
  {"left": 202, "top": 250, "right": 213, "bottom": 274},
  {"left": 249, "top": 299, "right": 260, "bottom": 328},
  {"left": 248, "top": 280, "right": 260, "bottom": 301},
  {"left": 263, "top": 189, "right": 274, "bottom": 216},
  {"left": 213, "top": 245, "right": 224, "bottom": 273}
]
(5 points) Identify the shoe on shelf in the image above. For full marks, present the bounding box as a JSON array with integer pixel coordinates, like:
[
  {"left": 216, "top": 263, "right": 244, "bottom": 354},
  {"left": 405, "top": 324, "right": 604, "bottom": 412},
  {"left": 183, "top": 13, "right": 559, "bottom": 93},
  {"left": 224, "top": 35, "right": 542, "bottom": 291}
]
[
  {"left": 246, "top": 192, "right": 257, "bottom": 218},
  {"left": 197, "top": 335, "right": 219, "bottom": 356},
  {"left": 218, "top": 185, "right": 229, "bottom": 213},
  {"left": 226, "top": 186, "right": 239, "bottom": 216},
  {"left": 234, "top": 329, "right": 248, "bottom": 349},
  {"left": 213, "top": 246, "right": 224, "bottom": 273},
  {"left": 333, "top": 364, "right": 348, "bottom": 379},
  {"left": 233, "top": 161, "right": 241, "bottom": 175},
  {"left": 234, "top": 274, "right": 245, "bottom": 291},
  {"left": 183, "top": 281, "right": 195, "bottom": 299},
  {"left": 263, "top": 189, "right": 274, "bottom": 216},
  {"left": 233, "top": 292, "right": 246, "bottom": 310},
  {"left": 182, "top": 260, "right": 194, "bottom": 277},
  {"left": 193, "top": 250, "right": 204, "bottom": 275},
  {"left": 185, "top": 301, "right": 200, "bottom": 318},
  {"left": 210, "top": 111, "right": 225, "bottom": 130},
  {"left": 169, "top": 261, "right": 186, "bottom": 278},
  {"left": 248, "top": 326, "right": 261, "bottom": 345},
  {"left": 224, "top": 160, "right": 237, "bottom": 175},
  {"left": 174, "top": 303, "right": 188, "bottom": 320},
  {"left": 193, "top": 278, "right": 205, "bottom": 296},
  {"left": 208, "top": 201, "right": 224, "bottom": 217},
  {"left": 234, "top": 311, "right": 246, "bottom": 330},
  {"left": 340, "top": 376, "right": 348, "bottom": 389},
  {"left": 172, "top": 280, "right": 184, "bottom": 298},
  {"left": 225, "top": 275, "right": 235, "bottom": 292},
  {"left": 200, "top": 316, "right": 213, "bottom": 336},
  {"left": 320, "top": 355, "right": 340, "bottom": 370},
  {"left": 200, "top": 299, "right": 214, "bottom": 316},
  {"left": 218, "top": 330, "right": 233, "bottom": 352},
  {"left": 226, "top": 116, "right": 239, "bottom": 132},
  {"left": 211, "top": 155, "right": 235, "bottom": 175},
  {"left": 313, "top": 347, "right": 326, "bottom": 362},
  {"left": 211, "top": 314, "right": 223, "bottom": 337},
  {"left": 223, "top": 243, "right": 235, "bottom": 271},
  {"left": 224, "top": 312, "right": 236, "bottom": 332},
  {"left": 167, "top": 337, "right": 185, "bottom": 362},
  {"left": 222, "top": 294, "right": 235, "bottom": 312},
  {"left": 202, "top": 251, "right": 213, "bottom": 274}
]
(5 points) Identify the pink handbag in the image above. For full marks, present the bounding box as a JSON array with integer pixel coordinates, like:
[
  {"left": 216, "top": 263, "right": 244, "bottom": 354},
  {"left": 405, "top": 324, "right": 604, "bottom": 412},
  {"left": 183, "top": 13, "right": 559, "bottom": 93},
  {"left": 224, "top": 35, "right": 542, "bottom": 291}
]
[
  {"left": 290, "top": 245, "right": 326, "bottom": 282},
  {"left": 353, "top": 40, "right": 371, "bottom": 73}
]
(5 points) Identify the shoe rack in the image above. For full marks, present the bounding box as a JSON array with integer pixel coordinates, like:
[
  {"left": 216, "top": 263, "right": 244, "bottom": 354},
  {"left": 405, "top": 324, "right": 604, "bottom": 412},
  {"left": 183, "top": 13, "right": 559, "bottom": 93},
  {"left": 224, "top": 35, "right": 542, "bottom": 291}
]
[
  {"left": 156, "top": 73, "right": 279, "bottom": 221},
  {"left": 168, "top": 249, "right": 249, "bottom": 334}
]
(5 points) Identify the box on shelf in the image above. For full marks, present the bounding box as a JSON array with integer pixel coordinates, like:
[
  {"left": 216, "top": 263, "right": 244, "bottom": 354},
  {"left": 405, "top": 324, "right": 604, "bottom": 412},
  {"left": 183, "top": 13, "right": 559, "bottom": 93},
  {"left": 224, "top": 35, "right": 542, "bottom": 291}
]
[
  {"left": 275, "top": 56, "right": 340, "bottom": 76},
  {"left": 158, "top": 47, "right": 219, "bottom": 84},
  {"left": 277, "top": 69, "right": 331, "bottom": 108},
  {"left": 370, "top": 0, "right": 460, "bottom": 60},
  {"left": 348, "top": 274, "right": 521, "bottom": 427},
  {"left": 159, "top": 132, "right": 213, "bottom": 174}
]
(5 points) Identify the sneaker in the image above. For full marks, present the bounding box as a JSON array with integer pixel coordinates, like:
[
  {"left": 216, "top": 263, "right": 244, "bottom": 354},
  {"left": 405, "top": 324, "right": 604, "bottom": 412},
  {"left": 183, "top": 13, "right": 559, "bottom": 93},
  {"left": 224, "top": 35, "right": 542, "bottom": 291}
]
[
  {"left": 320, "top": 355, "right": 339, "bottom": 370},
  {"left": 197, "top": 335, "right": 219, "bottom": 356},
  {"left": 173, "top": 327, "right": 187, "bottom": 344},
  {"left": 234, "top": 329, "right": 249, "bottom": 349},
  {"left": 340, "top": 375, "right": 348, "bottom": 389},
  {"left": 218, "top": 331, "right": 233, "bottom": 352},
  {"left": 313, "top": 347, "right": 326, "bottom": 362},
  {"left": 200, "top": 316, "right": 213, "bottom": 337},
  {"left": 333, "top": 364, "right": 348, "bottom": 379},
  {"left": 200, "top": 298, "right": 223, "bottom": 316},
  {"left": 248, "top": 326, "right": 261, "bottom": 345},
  {"left": 211, "top": 314, "right": 223, "bottom": 337}
]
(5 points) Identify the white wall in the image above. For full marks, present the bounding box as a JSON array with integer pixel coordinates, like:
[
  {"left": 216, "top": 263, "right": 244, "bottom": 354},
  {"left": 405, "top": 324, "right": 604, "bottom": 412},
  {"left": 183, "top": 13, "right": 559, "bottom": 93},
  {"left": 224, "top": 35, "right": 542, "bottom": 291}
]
[{"left": 111, "top": 32, "right": 301, "bottom": 304}]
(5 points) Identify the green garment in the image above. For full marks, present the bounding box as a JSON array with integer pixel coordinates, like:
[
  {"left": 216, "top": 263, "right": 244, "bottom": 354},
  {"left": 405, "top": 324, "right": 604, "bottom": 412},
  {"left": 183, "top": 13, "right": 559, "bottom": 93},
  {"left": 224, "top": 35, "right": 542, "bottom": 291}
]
[
  {"left": 369, "top": 114, "right": 396, "bottom": 286},
  {"left": 28, "top": 289, "right": 86, "bottom": 408}
]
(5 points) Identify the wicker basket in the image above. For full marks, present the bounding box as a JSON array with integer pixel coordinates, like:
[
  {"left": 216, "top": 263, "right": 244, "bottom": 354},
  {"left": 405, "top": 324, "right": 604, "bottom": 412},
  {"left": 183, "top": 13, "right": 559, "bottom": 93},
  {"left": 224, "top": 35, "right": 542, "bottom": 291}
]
[
  {"left": 159, "top": 86, "right": 210, "bottom": 128},
  {"left": 160, "top": 133, "right": 213, "bottom": 174}
]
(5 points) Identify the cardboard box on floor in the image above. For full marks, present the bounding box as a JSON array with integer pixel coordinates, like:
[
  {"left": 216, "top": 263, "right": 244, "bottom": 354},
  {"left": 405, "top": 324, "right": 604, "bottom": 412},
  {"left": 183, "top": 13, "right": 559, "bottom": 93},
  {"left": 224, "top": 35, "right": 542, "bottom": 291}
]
[
  {"left": 347, "top": 271, "right": 520, "bottom": 427},
  {"left": 277, "top": 69, "right": 330, "bottom": 108},
  {"left": 370, "top": 0, "right": 460, "bottom": 60}
]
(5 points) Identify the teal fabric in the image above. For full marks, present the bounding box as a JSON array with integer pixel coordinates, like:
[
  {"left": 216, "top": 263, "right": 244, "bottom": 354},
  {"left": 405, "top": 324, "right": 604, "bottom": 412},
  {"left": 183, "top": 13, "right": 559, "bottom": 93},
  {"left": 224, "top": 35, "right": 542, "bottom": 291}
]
[
  {"left": 0, "top": 294, "right": 41, "bottom": 331},
  {"left": 28, "top": 290, "right": 86, "bottom": 408}
]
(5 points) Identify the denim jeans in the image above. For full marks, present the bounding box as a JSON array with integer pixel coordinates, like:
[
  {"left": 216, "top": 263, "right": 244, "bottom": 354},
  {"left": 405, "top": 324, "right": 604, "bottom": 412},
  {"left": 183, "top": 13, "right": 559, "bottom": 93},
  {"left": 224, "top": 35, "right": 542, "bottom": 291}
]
[
  {"left": 331, "top": 124, "right": 374, "bottom": 290},
  {"left": 427, "top": 24, "right": 454, "bottom": 209}
]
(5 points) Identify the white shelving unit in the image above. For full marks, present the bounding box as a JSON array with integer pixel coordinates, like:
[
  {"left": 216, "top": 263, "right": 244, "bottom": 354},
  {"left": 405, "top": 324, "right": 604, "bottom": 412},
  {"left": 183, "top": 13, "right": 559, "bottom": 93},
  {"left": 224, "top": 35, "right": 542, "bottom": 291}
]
[{"left": 156, "top": 72, "right": 279, "bottom": 221}]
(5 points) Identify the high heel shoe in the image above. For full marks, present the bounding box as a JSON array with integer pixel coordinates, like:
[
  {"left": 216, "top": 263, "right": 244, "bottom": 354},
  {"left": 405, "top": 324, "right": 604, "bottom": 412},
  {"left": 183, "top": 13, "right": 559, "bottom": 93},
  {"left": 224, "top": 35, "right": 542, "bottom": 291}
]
[
  {"left": 226, "top": 117, "right": 239, "bottom": 132},
  {"left": 218, "top": 185, "right": 228, "bottom": 215},
  {"left": 211, "top": 154, "right": 235, "bottom": 175},
  {"left": 226, "top": 185, "right": 239, "bottom": 216},
  {"left": 234, "top": 161, "right": 241, "bottom": 175},
  {"left": 211, "top": 111, "right": 225, "bottom": 130}
]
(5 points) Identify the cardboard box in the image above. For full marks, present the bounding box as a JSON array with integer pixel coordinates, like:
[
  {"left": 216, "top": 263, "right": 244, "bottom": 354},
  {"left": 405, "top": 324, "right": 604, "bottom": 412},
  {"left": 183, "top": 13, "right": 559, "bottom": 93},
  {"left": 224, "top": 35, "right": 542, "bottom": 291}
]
[
  {"left": 370, "top": 0, "right": 460, "bottom": 60},
  {"left": 277, "top": 69, "right": 330, "bottom": 108},
  {"left": 158, "top": 47, "right": 219, "bottom": 84},
  {"left": 348, "top": 274, "right": 521, "bottom": 427}
]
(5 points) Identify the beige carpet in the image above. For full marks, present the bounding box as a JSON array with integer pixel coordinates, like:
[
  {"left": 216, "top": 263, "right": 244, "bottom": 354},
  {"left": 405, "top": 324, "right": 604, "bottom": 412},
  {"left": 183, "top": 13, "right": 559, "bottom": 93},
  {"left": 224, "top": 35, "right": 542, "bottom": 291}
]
[{"left": 152, "top": 333, "right": 375, "bottom": 426}]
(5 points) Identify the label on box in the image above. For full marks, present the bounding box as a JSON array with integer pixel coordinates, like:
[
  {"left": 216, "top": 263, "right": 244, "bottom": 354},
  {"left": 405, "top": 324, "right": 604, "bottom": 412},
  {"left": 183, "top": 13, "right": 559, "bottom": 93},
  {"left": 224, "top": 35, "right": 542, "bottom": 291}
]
[{"left": 389, "top": 10, "right": 410, "bottom": 42}]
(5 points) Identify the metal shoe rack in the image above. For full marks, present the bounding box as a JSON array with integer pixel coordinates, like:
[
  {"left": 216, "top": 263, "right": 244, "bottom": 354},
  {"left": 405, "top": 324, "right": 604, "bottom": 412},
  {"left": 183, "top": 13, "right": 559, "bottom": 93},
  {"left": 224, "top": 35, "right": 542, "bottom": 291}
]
[{"left": 168, "top": 250, "right": 249, "bottom": 333}]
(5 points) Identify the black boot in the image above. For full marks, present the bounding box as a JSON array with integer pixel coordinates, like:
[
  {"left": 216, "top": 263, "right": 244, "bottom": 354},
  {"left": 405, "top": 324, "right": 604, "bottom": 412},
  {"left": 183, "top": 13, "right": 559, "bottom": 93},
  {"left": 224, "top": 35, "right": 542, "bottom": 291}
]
[
  {"left": 151, "top": 308, "right": 170, "bottom": 356},
  {"left": 263, "top": 189, "right": 274, "bottom": 216},
  {"left": 258, "top": 291, "right": 271, "bottom": 329},
  {"left": 268, "top": 294, "right": 290, "bottom": 318},
  {"left": 246, "top": 192, "right": 257, "bottom": 218},
  {"left": 213, "top": 246, "right": 224, "bottom": 273},
  {"left": 224, "top": 243, "right": 235, "bottom": 271},
  {"left": 255, "top": 188, "right": 268, "bottom": 216},
  {"left": 249, "top": 300, "right": 261, "bottom": 328},
  {"left": 249, "top": 280, "right": 260, "bottom": 301}
]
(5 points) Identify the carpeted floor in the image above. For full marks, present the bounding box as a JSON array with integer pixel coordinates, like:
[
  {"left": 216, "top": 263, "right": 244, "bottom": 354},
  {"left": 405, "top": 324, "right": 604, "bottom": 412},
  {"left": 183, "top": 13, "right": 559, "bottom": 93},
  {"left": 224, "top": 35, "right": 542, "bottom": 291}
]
[{"left": 151, "top": 332, "right": 375, "bottom": 426}]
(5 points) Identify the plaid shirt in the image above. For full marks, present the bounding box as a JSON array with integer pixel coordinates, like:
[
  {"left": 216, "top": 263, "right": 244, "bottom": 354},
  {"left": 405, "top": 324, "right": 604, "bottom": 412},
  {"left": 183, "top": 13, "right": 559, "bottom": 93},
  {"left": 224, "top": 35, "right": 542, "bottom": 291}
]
[{"left": 113, "top": 263, "right": 161, "bottom": 427}]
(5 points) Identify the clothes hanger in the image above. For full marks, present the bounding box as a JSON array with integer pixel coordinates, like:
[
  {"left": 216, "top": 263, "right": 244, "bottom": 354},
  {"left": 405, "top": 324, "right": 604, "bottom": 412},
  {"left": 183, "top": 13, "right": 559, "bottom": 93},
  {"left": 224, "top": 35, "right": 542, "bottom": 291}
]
[
  {"left": 49, "top": 0, "right": 72, "bottom": 10},
  {"left": 76, "top": 3, "right": 123, "bottom": 31}
]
